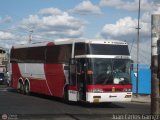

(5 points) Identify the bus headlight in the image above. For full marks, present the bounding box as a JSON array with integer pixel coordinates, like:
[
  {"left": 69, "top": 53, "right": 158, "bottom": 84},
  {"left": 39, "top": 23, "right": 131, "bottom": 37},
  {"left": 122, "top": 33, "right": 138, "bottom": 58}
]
[{"left": 123, "top": 88, "right": 132, "bottom": 92}]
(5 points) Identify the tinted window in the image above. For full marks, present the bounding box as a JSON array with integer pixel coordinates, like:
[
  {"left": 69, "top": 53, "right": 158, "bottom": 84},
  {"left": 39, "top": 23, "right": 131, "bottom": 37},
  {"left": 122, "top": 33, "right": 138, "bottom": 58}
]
[
  {"left": 0, "top": 73, "right": 4, "bottom": 77},
  {"left": 89, "top": 44, "right": 129, "bottom": 55},
  {"left": 10, "top": 47, "right": 45, "bottom": 63},
  {"left": 75, "top": 43, "right": 86, "bottom": 55},
  {"left": 10, "top": 44, "right": 72, "bottom": 63},
  {"left": 46, "top": 44, "right": 72, "bottom": 63},
  {"left": 74, "top": 43, "right": 129, "bottom": 56}
]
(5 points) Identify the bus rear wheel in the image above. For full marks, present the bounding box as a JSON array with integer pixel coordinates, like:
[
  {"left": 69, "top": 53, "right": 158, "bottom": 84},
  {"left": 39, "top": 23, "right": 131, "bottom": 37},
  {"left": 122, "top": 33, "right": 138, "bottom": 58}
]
[
  {"left": 19, "top": 81, "right": 24, "bottom": 94},
  {"left": 24, "top": 82, "right": 30, "bottom": 95}
]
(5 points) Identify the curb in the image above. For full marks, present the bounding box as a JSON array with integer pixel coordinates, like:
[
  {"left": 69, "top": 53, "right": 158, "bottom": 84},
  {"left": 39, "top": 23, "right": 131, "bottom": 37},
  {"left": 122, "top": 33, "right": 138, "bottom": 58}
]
[
  {"left": 131, "top": 96, "right": 151, "bottom": 103},
  {"left": 131, "top": 100, "right": 151, "bottom": 103}
]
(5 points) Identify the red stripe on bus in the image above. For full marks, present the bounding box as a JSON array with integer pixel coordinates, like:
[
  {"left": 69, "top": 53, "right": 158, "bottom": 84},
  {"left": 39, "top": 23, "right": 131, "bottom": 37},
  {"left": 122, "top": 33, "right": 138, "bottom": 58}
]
[
  {"left": 29, "top": 79, "right": 50, "bottom": 95},
  {"left": 68, "top": 85, "right": 77, "bottom": 91},
  {"left": 87, "top": 84, "right": 132, "bottom": 92},
  {"left": 44, "top": 64, "right": 65, "bottom": 97},
  {"left": 87, "top": 84, "right": 132, "bottom": 89},
  {"left": 11, "top": 63, "right": 22, "bottom": 89},
  {"left": 47, "top": 42, "right": 54, "bottom": 46}
]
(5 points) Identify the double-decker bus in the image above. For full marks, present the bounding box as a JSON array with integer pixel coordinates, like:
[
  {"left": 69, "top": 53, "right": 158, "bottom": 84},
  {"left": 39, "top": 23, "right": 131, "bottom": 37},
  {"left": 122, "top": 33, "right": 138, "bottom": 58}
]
[{"left": 10, "top": 39, "right": 132, "bottom": 103}]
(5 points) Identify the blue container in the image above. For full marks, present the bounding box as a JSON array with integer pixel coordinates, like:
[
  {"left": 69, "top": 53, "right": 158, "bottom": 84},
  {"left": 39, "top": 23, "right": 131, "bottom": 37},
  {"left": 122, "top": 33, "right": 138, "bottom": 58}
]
[{"left": 131, "top": 64, "right": 151, "bottom": 94}]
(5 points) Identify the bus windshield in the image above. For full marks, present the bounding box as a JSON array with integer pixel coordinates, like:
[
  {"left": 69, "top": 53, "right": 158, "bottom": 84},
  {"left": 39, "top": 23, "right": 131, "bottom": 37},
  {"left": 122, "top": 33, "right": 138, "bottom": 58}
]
[{"left": 87, "top": 58, "right": 131, "bottom": 85}]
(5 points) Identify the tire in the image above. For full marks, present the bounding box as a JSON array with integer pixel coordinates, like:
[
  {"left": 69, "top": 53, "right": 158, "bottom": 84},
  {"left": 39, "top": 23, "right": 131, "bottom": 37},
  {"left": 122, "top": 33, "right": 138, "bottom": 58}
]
[
  {"left": 63, "top": 86, "right": 69, "bottom": 103},
  {"left": 24, "top": 82, "right": 30, "bottom": 95},
  {"left": 19, "top": 82, "right": 24, "bottom": 94}
]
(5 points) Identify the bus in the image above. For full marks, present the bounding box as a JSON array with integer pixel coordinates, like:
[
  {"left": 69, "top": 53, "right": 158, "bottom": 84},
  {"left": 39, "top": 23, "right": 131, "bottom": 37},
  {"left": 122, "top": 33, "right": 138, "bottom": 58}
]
[{"left": 10, "top": 39, "right": 132, "bottom": 103}]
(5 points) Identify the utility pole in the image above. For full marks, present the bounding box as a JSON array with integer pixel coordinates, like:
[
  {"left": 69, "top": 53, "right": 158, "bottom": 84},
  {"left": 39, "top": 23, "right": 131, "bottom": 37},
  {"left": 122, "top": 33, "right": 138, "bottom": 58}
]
[
  {"left": 136, "top": 0, "right": 141, "bottom": 97},
  {"left": 151, "top": 14, "right": 160, "bottom": 115},
  {"left": 29, "top": 30, "right": 33, "bottom": 43}
]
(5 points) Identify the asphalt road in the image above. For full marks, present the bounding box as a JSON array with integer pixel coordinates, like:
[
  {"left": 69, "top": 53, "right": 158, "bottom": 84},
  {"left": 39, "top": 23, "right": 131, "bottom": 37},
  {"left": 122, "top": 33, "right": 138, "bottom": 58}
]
[{"left": 0, "top": 86, "right": 151, "bottom": 120}]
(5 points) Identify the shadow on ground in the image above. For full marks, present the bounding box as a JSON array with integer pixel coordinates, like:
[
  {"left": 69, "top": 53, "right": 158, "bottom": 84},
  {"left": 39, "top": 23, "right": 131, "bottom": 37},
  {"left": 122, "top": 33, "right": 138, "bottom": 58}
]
[{"left": 6, "top": 86, "right": 124, "bottom": 109}]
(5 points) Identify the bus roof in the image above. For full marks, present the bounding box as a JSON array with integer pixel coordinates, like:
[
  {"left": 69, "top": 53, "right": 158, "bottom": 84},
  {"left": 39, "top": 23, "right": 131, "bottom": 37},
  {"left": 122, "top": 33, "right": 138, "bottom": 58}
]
[{"left": 12, "top": 38, "right": 128, "bottom": 49}]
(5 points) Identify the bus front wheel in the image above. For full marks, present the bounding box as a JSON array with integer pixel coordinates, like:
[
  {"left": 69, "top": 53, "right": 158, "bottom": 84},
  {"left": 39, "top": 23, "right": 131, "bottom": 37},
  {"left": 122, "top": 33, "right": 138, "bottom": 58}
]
[{"left": 63, "top": 86, "right": 69, "bottom": 103}]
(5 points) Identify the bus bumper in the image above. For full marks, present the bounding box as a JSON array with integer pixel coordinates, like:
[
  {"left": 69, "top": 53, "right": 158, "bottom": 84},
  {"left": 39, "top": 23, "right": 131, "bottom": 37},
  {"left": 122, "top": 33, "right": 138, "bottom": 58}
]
[{"left": 86, "top": 92, "right": 132, "bottom": 103}]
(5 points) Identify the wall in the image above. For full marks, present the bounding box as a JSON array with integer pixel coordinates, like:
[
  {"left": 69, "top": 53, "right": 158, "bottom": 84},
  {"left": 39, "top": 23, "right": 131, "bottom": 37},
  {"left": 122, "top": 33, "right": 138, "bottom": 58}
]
[{"left": 131, "top": 64, "right": 151, "bottom": 94}]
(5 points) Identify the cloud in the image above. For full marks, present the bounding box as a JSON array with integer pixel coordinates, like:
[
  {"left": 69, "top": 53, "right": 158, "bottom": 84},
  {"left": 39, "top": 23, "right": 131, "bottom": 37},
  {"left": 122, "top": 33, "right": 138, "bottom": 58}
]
[
  {"left": 99, "top": 0, "right": 154, "bottom": 12},
  {"left": 0, "top": 16, "right": 12, "bottom": 24},
  {"left": 100, "top": 16, "right": 151, "bottom": 64},
  {"left": 20, "top": 7, "right": 87, "bottom": 38},
  {"left": 101, "top": 17, "right": 137, "bottom": 37},
  {"left": 152, "top": 5, "right": 160, "bottom": 14},
  {"left": 0, "top": 7, "right": 88, "bottom": 48},
  {"left": 69, "top": 0, "right": 102, "bottom": 15},
  {"left": 39, "top": 8, "right": 63, "bottom": 16},
  {"left": 100, "top": 16, "right": 150, "bottom": 40},
  {"left": 0, "top": 31, "right": 14, "bottom": 40}
]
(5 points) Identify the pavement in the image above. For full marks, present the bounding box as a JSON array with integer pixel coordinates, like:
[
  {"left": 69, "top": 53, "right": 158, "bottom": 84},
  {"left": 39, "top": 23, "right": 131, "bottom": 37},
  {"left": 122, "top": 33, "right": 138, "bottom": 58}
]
[{"left": 131, "top": 94, "right": 151, "bottom": 103}]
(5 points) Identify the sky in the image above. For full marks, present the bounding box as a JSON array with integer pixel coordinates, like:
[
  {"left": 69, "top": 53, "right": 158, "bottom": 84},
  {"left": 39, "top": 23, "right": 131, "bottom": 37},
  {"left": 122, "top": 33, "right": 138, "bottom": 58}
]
[{"left": 0, "top": 0, "right": 160, "bottom": 64}]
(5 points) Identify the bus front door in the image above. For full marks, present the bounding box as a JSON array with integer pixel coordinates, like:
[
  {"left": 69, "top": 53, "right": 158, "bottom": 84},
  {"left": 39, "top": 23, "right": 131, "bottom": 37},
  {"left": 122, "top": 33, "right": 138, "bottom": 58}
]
[
  {"left": 76, "top": 60, "right": 86, "bottom": 101},
  {"left": 68, "top": 59, "right": 86, "bottom": 102},
  {"left": 68, "top": 62, "right": 78, "bottom": 102}
]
